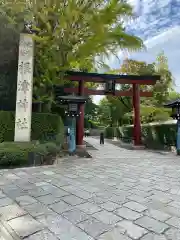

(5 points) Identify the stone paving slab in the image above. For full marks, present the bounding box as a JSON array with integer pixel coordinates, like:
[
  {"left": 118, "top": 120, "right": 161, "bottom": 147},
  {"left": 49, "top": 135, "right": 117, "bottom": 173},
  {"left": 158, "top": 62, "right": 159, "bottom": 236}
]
[{"left": 0, "top": 137, "right": 180, "bottom": 239}]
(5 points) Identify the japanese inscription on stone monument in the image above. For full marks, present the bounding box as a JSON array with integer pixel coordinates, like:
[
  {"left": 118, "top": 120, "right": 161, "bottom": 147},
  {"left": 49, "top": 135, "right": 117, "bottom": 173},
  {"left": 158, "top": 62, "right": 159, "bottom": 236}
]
[{"left": 14, "top": 34, "right": 34, "bottom": 142}]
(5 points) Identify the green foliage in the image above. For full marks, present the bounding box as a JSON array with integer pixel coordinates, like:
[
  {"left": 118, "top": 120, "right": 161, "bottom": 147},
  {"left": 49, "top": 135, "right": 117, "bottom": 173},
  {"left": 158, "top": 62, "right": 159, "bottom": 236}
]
[
  {"left": 167, "top": 91, "right": 180, "bottom": 101},
  {"left": 1, "top": 0, "right": 144, "bottom": 110},
  {"left": 119, "top": 54, "right": 174, "bottom": 106},
  {"left": 105, "top": 121, "right": 177, "bottom": 149},
  {"left": 105, "top": 127, "right": 114, "bottom": 139},
  {"left": 0, "top": 111, "right": 64, "bottom": 142},
  {"left": 97, "top": 98, "right": 112, "bottom": 126},
  {"left": 105, "top": 126, "right": 121, "bottom": 139},
  {"left": 97, "top": 54, "right": 174, "bottom": 128},
  {"left": 31, "top": 112, "right": 63, "bottom": 141},
  {"left": 153, "top": 51, "right": 174, "bottom": 105},
  {"left": 0, "top": 141, "right": 60, "bottom": 167},
  {"left": 121, "top": 122, "right": 176, "bottom": 149},
  {"left": 124, "top": 105, "right": 171, "bottom": 124}
]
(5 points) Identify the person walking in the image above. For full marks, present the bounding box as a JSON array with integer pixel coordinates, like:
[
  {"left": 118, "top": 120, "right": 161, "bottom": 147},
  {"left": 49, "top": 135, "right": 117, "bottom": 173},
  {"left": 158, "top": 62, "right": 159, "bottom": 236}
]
[{"left": 100, "top": 131, "right": 104, "bottom": 145}]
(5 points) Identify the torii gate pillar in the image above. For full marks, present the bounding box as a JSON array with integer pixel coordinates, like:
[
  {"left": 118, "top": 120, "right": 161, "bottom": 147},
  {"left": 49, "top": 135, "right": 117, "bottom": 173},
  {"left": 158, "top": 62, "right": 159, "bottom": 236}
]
[
  {"left": 76, "top": 80, "right": 85, "bottom": 146},
  {"left": 133, "top": 84, "right": 141, "bottom": 145}
]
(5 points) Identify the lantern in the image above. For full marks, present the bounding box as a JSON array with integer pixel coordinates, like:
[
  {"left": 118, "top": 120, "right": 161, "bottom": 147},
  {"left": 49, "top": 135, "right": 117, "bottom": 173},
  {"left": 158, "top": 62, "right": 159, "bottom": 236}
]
[
  {"left": 58, "top": 95, "right": 87, "bottom": 154},
  {"left": 105, "top": 79, "right": 115, "bottom": 95},
  {"left": 58, "top": 95, "right": 87, "bottom": 117}
]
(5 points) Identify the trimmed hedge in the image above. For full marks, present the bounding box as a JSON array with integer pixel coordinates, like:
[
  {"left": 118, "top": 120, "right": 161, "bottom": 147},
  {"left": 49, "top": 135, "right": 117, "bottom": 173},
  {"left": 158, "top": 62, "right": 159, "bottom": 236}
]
[
  {"left": 105, "top": 127, "right": 121, "bottom": 139},
  {"left": 105, "top": 122, "right": 177, "bottom": 149},
  {"left": 0, "top": 141, "right": 60, "bottom": 167},
  {"left": 0, "top": 111, "right": 64, "bottom": 142}
]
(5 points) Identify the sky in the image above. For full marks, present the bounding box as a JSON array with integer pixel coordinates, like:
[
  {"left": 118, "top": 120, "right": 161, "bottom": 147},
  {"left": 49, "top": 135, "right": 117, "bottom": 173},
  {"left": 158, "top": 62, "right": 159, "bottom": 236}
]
[{"left": 93, "top": 0, "right": 180, "bottom": 104}]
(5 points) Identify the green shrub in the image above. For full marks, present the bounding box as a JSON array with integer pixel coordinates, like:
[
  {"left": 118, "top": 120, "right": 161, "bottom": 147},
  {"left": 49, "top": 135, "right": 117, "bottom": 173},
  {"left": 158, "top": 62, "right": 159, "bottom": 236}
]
[
  {"left": 42, "top": 142, "right": 59, "bottom": 155},
  {"left": 0, "top": 111, "right": 64, "bottom": 142},
  {"left": 105, "top": 122, "right": 177, "bottom": 149},
  {"left": 31, "top": 113, "right": 63, "bottom": 141},
  {"left": 105, "top": 127, "right": 114, "bottom": 139},
  {"left": 121, "top": 122, "right": 177, "bottom": 149},
  {"left": 0, "top": 149, "right": 27, "bottom": 167},
  {"left": 0, "top": 141, "right": 60, "bottom": 167},
  {"left": 105, "top": 126, "right": 122, "bottom": 139}
]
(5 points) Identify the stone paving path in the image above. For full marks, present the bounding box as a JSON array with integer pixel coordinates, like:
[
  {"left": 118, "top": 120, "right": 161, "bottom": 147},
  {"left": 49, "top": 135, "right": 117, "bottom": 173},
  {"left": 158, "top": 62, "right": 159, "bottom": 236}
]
[{"left": 0, "top": 138, "right": 180, "bottom": 239}]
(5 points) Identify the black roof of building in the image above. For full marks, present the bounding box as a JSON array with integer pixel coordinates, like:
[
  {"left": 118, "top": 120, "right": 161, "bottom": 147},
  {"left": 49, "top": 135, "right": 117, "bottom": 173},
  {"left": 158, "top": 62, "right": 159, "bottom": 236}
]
[
  {"left": 164, "top": 99, "right": 180, "bottom": 108},
  {"left": 58, "top": 95, "right": 87, "bottom": 103}
]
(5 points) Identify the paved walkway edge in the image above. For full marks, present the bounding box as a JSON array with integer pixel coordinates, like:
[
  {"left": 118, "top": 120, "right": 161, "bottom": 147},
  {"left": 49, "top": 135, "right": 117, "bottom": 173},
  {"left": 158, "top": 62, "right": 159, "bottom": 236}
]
[{"left": 0, "top": 218, "right": 21, "bottom": 240}]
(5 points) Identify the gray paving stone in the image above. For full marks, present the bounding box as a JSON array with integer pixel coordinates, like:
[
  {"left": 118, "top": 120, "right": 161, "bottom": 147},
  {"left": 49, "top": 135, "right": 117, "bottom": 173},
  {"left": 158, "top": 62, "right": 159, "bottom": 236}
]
[
  {"left": 117, "top": 220, "right": 147, "bottom": 239},
  {"left": 162, "top": 206, "right": 180, "bottom": 217},
  {"left": 62, "top": 208, "right": 90, "bottom": 224},
  {"left": 41, "top": 185, "right": 60, "bottom": 192},
  {"left": 7, "top": 214, "right": 43, "bottom": 238},
  {"left": 127, "top": 194, "right": 147, "bottom": 203},
  {"left": 92, "top": 210, "right": 122, "bottom": 225},
  {"left": 72, "top": 190, "right": 93, "bottom": 199},
  {"left": 100, "top": 201, "right": 120, "bottom": 212},
  {"left": 123, "top": 201, "right": 147, "bottom": 213},
  {"left": 109, "top": 194, "right": 127, "bottom": 205},
  {"left": 141, "top": 233, "right": 168, "bottom": 240},
  {"left": 17, "top": 182, "right": 37, "bottom": 191},
  {"left": 0, "top": 191, "right": 6, "bottom": 199},
  {"left": 148, "top": 195, "right": 172, "bottom": 204},
  {"left": 49, "top": 200, "right": 72, "bottom": 214},
  {"left": 28, "top": 188, "right": 50, "bottom": 198},
  {"left": 146, "top": 209, "right": 171, "bottom": 222},
  {"left": 88, "top": 196, "right": 107, "bottom": 205},
  {"left": 42, "top": 170, "right": 56, "bottom": 175},
  {"left": 24, "top": 229, "right": 59, "bottom": 240},
  {"left": 2, "top": 188, "right": 25, "bottom": 199},
  {"left": 135, "top": 216, "right": 169, "bottom": 234},
  {"left": 61, "top": 194, "right": 85, "bottom": 206},
  {"left": 166, "top": 216, "right": 180, "bottom": 228},
  {"left": 97, "top": 227, "right": 131, "bottom": 240},
  {"left": 40, "top": 185, "right": 70, "bottom": 198},
  {"left": 37, "top": 194, "right": 61, "bottom": 205},
  {"left": 168, "top": 200, "right": 180, "bottom": 209},
  {"left": 22, "top": 202, "right": 54, "bottom": 217},
  {"left": 0, "top": 204, "right": 26, "bottom": 220},
  {"left": 76, "top": 202, "right": 101, "bottom": 214},
  {"left": 165, "top": 228, "right": 180, "bottom": 240},
  {"left": 115, "top": 207, "right": 143, "bottom": 220},
  {"left": 77, "top": 217, "right": 111, "bottom": 238},
  {"left": 0, "top": 197, "right": 13, "bottom": 207},
  {"left": 15, "top": 195, "right": 37, "bottom": 206},
  {"left": 34, "top": 181, "right": 49, "bottom": 187},
  {"left": 3, "top": 173, "right": 20, "bottom": 180},
  {"left": 1, "top": 137, "right": 180, "bottom": 239},
  {"left": 36, "top": 214, "right": 93, "bottom": 240}
]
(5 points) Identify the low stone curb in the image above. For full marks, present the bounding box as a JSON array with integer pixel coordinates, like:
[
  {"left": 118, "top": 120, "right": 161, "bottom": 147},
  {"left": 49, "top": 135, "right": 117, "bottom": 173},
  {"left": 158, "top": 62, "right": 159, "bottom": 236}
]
[{"left": 0, "top": 218, "right": 21, "bottom": 240}]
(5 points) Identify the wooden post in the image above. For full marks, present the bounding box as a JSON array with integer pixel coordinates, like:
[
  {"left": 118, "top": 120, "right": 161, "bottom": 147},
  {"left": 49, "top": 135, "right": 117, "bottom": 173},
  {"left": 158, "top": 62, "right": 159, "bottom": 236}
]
[
  {"left": 133, "top": 84, "right": 141, "bottom": 145},
  {"left": 77, "top": 80, "right": 85, "bottom": 146}
]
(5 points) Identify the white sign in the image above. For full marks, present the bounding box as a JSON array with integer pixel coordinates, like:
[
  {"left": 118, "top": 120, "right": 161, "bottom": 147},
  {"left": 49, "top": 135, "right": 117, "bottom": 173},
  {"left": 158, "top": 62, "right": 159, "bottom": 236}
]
[{"left": 14, "top": 33, "right": 34, "bottom": 142}]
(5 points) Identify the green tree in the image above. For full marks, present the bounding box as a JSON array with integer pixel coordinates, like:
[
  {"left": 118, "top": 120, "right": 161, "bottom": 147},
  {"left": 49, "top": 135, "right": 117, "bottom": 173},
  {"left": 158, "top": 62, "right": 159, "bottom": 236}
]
[
  {"left": 153, "top": 51, "right": 174, "bottom": 106},
  {"left": 106, "top": 54, "right": 174, "bottom": 124},
  {"left": 97, "top": 98, "right": 112, "bottom": 126},
  {"left": 168, "top": 91, "right": 180, "bottom": 101},
  {"left": 1, "top": 0, "right": 144, "bottom": 112}
]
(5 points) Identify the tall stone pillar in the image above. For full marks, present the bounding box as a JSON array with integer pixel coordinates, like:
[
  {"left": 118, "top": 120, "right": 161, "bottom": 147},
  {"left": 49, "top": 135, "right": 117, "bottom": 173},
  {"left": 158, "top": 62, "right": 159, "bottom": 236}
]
[{"left": 14, "top": 33, "right": 34, "bottom": 142}]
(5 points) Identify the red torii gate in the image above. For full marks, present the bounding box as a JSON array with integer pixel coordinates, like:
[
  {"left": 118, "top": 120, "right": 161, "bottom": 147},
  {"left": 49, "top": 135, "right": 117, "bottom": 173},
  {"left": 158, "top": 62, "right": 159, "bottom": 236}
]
[{"left": 64, "top": 71, "right": 160, "bottom": 146}]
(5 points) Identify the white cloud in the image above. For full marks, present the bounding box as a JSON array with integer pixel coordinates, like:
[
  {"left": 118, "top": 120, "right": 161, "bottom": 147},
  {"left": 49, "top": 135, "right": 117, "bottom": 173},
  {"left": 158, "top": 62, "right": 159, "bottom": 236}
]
[{"left": 93, "top": 0, "right": 180, "bottom": 104}]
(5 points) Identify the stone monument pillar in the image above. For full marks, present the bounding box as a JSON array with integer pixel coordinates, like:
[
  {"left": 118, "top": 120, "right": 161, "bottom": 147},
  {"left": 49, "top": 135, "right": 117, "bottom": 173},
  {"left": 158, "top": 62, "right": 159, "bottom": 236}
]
[{"left": 14, "top": 33, "right": 34, "bottom": 142}]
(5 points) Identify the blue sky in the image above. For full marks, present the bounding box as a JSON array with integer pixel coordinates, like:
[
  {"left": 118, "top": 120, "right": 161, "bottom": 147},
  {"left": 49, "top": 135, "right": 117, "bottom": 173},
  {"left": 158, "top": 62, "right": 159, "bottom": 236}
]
[{"left": 94, "top": 0, "right": 180, "bottom": 103}]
